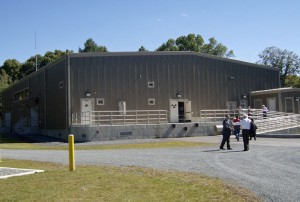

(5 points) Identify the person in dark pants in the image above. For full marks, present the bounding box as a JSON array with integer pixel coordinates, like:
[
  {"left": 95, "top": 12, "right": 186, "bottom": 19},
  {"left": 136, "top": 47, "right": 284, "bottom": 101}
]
[
  {"left": 220, "top": 114, "right": 233, "bottom": 150},
  {"left": 240, "top": 114, "right": 252, "bottom": 151},
  {"left": 249, "top": 118, "right": 257, "bottom": 141},
  {"left": 262, "top": 105, "right": 268, "bottom": 119},
  {"left": 233, "top": 115, "right": 241, "bottom": 141}
]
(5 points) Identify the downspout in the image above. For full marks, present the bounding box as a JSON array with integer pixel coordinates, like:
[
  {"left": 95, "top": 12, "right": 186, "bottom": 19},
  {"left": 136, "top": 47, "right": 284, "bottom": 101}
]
[
  {"left": 44, "top": 68, "right": 47, "bottom": 135},
  {"left": 67, "top": 55, "right": 71, "bottom": 136}
]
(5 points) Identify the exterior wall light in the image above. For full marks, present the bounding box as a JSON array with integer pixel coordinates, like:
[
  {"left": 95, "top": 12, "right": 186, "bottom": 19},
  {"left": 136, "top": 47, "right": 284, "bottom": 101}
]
[
  {"left": 242, "top": 94, "right": 247, "bottom": 99},
  {"left": 229, "top": 76, "right": 235, "bottom": 79},
  {"left": 177, "top": 91, "right": 182, "bottom": 98},
  {"left": 295, "top": 97, "right": 299, "bottom": 102},
  {"left": 85, "top": 92, "right": 91, "bottom": 97}
]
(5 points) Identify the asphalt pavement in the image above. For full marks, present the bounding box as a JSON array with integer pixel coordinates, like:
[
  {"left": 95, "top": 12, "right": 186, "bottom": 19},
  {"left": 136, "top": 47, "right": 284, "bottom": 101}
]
[{"left": 1, "top": 135, "right": 300, "bottom": 202}]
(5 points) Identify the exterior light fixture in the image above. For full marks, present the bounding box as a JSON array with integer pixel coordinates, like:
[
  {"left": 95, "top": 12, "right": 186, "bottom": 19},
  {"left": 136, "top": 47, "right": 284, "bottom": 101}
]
[
  {"left": 85, "top": 92, "right": 91, "bottom": 97},
  {"left": 229, "top": 76, "right": 235, "bottom": 79},
  {"left": 295, "top": 97, "right": 299, "bottom": 102},
  {"left": 242, "top": 94, "right": 247, "bottom": 99},
  {"left": 177, "top": 91, "right": 182, "bottom": 98}
]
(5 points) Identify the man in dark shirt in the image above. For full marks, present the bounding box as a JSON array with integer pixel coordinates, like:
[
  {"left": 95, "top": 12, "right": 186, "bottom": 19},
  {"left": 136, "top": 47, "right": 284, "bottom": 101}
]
[{"left": 220, "top": 114, "right": 233, "bottom": 150}]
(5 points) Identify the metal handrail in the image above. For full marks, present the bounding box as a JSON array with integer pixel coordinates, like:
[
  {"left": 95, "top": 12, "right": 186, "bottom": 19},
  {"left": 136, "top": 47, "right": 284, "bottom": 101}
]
[
  {"left": 255, "top": 114, "right": 300, "bottom": 133},
  {"left": 13, "top": 117, "right": 28, "bottom": 132},
  {"left": 72, "top": 110, "right": 168, "bottom": 126},
  {"left": 199, "top": 109, "right": 300, "bottom": 133}
]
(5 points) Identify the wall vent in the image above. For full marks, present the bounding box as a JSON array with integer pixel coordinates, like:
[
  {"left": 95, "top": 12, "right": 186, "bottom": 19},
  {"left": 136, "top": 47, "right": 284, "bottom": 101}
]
[{"left": 120, "top": 132, "right": 132, "bottom": 136}]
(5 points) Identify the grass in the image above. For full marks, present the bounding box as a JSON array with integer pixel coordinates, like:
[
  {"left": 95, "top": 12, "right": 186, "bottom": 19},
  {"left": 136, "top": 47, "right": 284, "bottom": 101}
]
[
  {"left": 0, "top": 159, "right": 261, "bottom": 202},
  {"left": 0, "top": 133, "right": 216, "bottom": 150}
]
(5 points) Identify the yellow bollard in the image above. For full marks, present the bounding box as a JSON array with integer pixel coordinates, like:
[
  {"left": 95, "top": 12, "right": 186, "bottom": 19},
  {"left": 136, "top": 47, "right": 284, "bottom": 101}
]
[{"left": 68, "top": 134, "right": 75, "bottom": 171}]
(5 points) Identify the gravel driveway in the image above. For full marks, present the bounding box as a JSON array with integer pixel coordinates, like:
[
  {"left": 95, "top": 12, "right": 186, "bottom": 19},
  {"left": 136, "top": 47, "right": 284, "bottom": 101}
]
[{"left": 1, "top": 136, "right": 300, "bottom": 202}]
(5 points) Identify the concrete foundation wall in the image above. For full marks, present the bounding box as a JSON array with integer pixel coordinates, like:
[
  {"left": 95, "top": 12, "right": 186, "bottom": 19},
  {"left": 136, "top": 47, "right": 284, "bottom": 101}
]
[
  {"left": 261, "top": 127, "right": 300, "bottom": 135},
  {"left": 40, "top": 129, "right": 70, "bottom": 141},
  {"left": 70, "top": 122, "right": 217, "bottom": 142}
]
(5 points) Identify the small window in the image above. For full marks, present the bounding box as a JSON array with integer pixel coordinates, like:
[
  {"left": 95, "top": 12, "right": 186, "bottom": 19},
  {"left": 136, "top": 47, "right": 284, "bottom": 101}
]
[
  {"left": 148, "top": 98, "right": 155, "bottom": 105},
  {"left": 96, "top": 98, "right": 105, "bottom": 106},
  {"left": 14, "top": 88, "right": 29, "bottom": 102},
  {"left": 148, "top": 82, "right": 155, "bottom": 88},
  {"left": 59, "top": 81, "right": 64, "bottom": 88}
]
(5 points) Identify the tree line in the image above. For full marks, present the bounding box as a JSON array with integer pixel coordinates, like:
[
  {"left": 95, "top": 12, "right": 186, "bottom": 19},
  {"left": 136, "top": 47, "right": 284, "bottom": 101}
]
[{"left": 0, "top": 33, "right": 300, "bottom": 93}]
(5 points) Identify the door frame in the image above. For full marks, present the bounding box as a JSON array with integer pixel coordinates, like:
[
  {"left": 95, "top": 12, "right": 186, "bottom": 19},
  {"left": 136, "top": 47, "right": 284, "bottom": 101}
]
[
  {"left": 80, "top": 98, "right": 94, "bottom": 125},
  {"left": 267, "top": 97, "right": 276, "bottom": 111},
  {"left": 169, "top": 99, "right": 190, "bottom": 123}
]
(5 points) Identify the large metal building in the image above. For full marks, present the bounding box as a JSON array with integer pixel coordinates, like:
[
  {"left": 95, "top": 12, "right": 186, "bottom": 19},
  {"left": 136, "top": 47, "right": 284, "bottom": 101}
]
[{"left": 1, "top": 52, "right": 280, "bottom": 141}]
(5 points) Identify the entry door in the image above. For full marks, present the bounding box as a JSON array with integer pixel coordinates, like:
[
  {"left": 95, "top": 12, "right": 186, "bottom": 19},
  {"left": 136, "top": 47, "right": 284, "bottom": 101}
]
[
  {"left": 5, "top": 112, "right": 11, "bottom": 127},
  {"left": 170, "top": 100, "right": 179, "bottom": 122},
  {"left": 184, "top": 101, "right": 192, "bottom": 122},
  {"left": 285, "top": 98, "right": 294, "bottom": 113},
  {"left": 267, "top": 98, "right": 276, "bottom": 111},
  {"left": 80, "top": 99, "right": 94, "bottom": 124},
  {"left": 178, "top": 102, "right": 185, "bottom": 122},
  {"left": 30, "top": 107, "right": 39, "bottom": 127}
]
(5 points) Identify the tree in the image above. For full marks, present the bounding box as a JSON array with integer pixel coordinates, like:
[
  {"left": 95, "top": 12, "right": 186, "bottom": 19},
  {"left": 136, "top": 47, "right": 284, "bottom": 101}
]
[
  {"left": 18, "top": 49, "right": 72, "bottom": 78},
  {"left": 1, "top": 59, "right": 22, "bottom": 83},
  {"left": 79, "top": 38, "right": 108, "bottom": 53},
  {"left": 284, "top": 74, "right": 300, "bottom": 88},
  {"left": 138, "top": 46, "right": 148, "bottom": 52},
  {"left": 257, "top": 46, "right": 300, "bottom": 87},
  {"left": 156, "top": 33, "right": 234, "bottom": 58},
  {"left": 156, "top": 39, "right": 178, "bottom": 51},
  {"left": 200, "top": 37, "right": 234, "bottom": 58},
  {"left": 19, "top": 55, "right": 43, "bottom": 78},
  {"left": 175, "top": 34, "right": 204, "bottom": 52},
  {"left": 40, "top": 49, "right": 73, "bottom": 67},
  {"left": 0, "top": 69, "right": 11, "bottom": 90}
]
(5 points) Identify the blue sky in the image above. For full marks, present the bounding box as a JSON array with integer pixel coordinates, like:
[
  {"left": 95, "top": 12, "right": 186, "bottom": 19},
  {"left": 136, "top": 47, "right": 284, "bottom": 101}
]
[{"left": 0, "top": 0, "right": 299, "bottom": 66}]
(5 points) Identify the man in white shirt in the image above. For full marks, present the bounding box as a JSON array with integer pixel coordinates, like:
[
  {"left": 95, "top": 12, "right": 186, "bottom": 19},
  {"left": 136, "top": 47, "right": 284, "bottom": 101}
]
[{"left": 240, "top": 114, "right": 252, "bottom": 151}]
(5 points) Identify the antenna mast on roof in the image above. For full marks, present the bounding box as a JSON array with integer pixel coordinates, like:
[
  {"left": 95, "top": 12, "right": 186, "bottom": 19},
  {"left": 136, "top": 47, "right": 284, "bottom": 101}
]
[{"left": 34, "top": 31, "right": 37, "bottom": 71}]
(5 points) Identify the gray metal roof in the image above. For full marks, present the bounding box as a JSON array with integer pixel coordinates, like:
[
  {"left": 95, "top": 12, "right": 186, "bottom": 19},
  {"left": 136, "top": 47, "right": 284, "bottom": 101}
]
[{"left": 67, "top": 51, "right": 279, "bottom": 71}]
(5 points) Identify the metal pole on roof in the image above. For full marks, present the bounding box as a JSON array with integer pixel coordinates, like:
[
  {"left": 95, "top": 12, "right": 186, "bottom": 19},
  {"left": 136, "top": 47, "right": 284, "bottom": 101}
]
[{"left": 35, "top": 31, "right": 37, "bottom": 71}]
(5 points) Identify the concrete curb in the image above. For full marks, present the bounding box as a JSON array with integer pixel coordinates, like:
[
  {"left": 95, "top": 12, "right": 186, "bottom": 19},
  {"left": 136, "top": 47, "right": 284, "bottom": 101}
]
[{"left": 257, "top": 134, "right": 300, "bottom": 138}]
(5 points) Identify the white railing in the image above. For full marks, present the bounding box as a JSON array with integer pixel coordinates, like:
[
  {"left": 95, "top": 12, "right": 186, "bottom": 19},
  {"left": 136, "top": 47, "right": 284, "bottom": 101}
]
[
  {"left": 199, "top": 109, "right": 247, "bottom": 122},
  {"left": 13, "top": 117, "right": 28, "bottom": 132},
  {"left": 255, "top": 114, "right": 300, "bottom": 133},
  {"left": 72, "top": 110, "right": 168, "bottom": 126},
  {"left": 200, "top": 109, "right": 300, "bottom": 134}
]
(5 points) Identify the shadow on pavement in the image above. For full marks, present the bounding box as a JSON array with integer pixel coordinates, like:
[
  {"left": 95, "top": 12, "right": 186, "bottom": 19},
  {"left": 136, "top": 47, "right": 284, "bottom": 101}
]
[{"left": 202, "top": 149, "right": 244, "bottom": 153}]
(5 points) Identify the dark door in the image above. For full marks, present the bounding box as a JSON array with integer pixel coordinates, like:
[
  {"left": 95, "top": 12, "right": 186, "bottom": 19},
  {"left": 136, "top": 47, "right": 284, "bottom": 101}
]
[{"left": 178, "top": 102, "right": 185, "bottom": 122}]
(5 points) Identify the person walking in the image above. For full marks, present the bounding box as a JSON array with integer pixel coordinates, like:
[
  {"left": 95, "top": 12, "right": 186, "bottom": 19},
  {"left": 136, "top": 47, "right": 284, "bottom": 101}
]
[
  {"left": 249, "top": 118, "right": 257, "bottom": 141},
  {"left": 240, "top": 114, "right": 251, "bottom": 151},
  {"left": 248, "top": 106, "right": 252, "bottom": 117},
  {"left": 220, "top": 114, "right": 233, "bottom": 150},
  {"left": 262, "top": 105, "right": 268, "bottom": 118},
  {"left": 233, "top": 115, "right": 241, "bottom": 141}
]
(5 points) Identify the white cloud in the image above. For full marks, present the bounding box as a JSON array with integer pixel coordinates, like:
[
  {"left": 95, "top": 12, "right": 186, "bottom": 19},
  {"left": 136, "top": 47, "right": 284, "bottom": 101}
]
[{"left": 181, "top": 13, "right": 188, "bottom": 17}]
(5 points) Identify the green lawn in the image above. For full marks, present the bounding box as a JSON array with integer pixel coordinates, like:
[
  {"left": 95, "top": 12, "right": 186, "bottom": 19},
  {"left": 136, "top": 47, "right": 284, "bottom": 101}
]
[
  {"left": 0, "top": 159, "right": 261, "bottom": 202},
  {"left": 0, "top": 133, "right": 215, "bottom": 150},
  {"left": 0, "top": 134, "right": 261, "bottom": 201}
]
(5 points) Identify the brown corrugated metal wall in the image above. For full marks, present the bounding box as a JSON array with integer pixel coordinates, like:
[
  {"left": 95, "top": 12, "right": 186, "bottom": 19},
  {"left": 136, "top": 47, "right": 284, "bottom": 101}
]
[
  {"left": 1, "top": 52, "right": 280, "bottom": 131},
  {"left": 45, "top": 59, "right": 67, "bottom": 129},
  {"left": 69, "top": 52, "right": 280, "bottom": 115}
]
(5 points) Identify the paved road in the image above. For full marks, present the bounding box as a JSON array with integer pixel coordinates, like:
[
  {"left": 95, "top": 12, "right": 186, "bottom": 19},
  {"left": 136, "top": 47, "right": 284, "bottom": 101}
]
[{"left": 1, "top": 136, "right": 300, "bottom": 202}]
